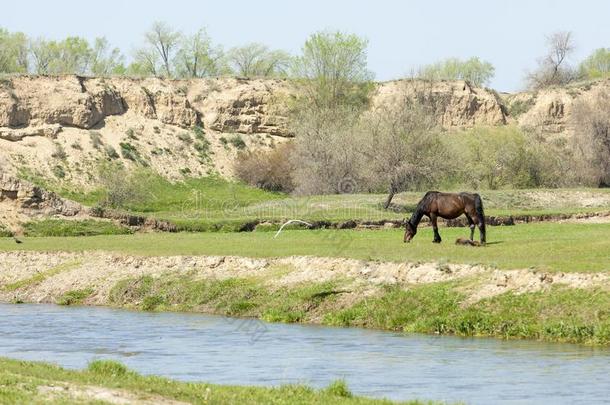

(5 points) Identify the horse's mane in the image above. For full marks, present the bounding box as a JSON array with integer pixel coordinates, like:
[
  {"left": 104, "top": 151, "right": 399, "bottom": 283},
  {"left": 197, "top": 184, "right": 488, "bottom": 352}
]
[{"left": 408, "top": 191, "right": 438, "bottom": 228}]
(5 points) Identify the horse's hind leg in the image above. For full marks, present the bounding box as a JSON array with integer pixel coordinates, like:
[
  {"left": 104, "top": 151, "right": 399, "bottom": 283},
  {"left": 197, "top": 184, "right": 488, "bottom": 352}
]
[
  {"left": 464, "top": 214, "right": 475, "bottom": 240},
  {"left": 430, "top": 214, "right": 442, "bottom": 243}
]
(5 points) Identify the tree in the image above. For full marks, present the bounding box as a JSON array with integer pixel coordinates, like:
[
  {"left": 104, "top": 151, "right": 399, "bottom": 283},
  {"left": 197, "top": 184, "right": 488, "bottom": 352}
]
[
  {"left": 0, "top": 28, "right": 28, "bottom": 73},
  {"left": 227, "top": 43, "right": 291, "bottom": 77},
  {"left": 579, "top": 48, "right": 610, "bottom": 79},
  {"left": 360, "top": 82, "right": 447, "bottom": 208},
  {"left": 90, "top": 37, "right": 124, "bottom": 76},
  {"left": 571, "top": 90, "right": 610, "bottom": 187},
  {"left": 527, "top": 31, "right": 577, "bottom": 89},
  {"left": 128, "top": 48, "right": 159, "bottom": 76},
  {"left": 142, "top": 21, "right": 181, "bottom": 77},
  {"left": 292, "top": 31, "right": 373, "bottom": 108},
  {"left": 175, "top": 29, "right": 226, "bottom": 78},
  {"left": 417, "top": 57, "right": 495, "bottom": 86},
  {"left": 29, "top": 38, "right": 59, "bottom": 74}
]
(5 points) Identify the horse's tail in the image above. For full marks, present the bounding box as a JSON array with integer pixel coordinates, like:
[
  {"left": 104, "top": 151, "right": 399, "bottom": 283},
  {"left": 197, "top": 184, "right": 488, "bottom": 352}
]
[{"left": 474, "top": 193, "right": 486, "bottom": 243}]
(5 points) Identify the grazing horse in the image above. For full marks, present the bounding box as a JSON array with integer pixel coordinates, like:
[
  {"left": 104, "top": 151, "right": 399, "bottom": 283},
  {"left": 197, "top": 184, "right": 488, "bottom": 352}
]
[{"left": 404, "top": 191, "right": 486, "bottom": 244}]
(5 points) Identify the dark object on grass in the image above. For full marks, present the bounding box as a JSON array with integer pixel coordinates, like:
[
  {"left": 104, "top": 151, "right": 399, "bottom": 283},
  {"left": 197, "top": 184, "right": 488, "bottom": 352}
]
[
  {"left": 404, "top": 191, "right": 486, "bottom": 244},
  {"left": 13, "top": 237, "right": 22, "bottom": 244},
  {"left": 455, "top": 237, "right": 482, "bottom": 247}
]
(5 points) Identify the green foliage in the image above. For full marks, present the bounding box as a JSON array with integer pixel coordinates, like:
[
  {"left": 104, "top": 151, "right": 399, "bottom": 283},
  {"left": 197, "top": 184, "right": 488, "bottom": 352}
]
[
  {"left": 579, "top": 48, "right": 610, "bottom": 79},
  {"left": 417, "top": 57, "right": 495, "bottom": 86},
  {"left": 119, "top": 142, "right": 147, "bottom": 165},
  {"left": 175, "top": 28, "right": 228, "bottom": 78},
  {"left": 125, "top": 128, "right": 138, "bottom": 140},
  {"left": 104, "top": 144, "right": 119, "bottom": 159},
  {"left": 293, "top": 30, "right": 374, "bottom": 108},
  {"left": 23, "top": 219, "right": 131, "bottom": 237},
  {"left": 508, "top": 98, "right": 536, "bottom": 117},
  {"left": 57, "top": 288, "right": 94, "bottom": 305},
  {"left": 227, "top": 43, "right": 292, "bottom": 77},
  {"left": 324, "top": 283, "right": 610, "bottom": 345},
  {"left": 228, "top": 134, "right": 246, "bottom": 149},
  {"left": 324, "top": 380, "right": 353, "bottom": 398},
  {"left": 87, "top": 360, "right": 129, "bottom": 377},
  {"left": 443, "top": 126, "right": 561, "bottom": 189},
  {"left": 51, "top": 165, "right": 66, "bottom": 179},
  {"left": 0, "top": 28, "right": 28, "bottom": 73}
]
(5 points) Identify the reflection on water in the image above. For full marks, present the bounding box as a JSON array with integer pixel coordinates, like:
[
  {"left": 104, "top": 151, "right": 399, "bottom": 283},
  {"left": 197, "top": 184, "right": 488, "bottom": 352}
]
[{"left": 1, "top": 303, "right": 609, "bottom": 404}]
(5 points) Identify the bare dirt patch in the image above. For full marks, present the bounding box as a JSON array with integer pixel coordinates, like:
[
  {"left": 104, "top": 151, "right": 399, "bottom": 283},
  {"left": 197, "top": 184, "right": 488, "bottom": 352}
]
[
  {"left": 38, "top": 383, "right": 189, "bottom": 405},
  {"left": 1, "top": 252, "right": 607, "bottom": 309}
]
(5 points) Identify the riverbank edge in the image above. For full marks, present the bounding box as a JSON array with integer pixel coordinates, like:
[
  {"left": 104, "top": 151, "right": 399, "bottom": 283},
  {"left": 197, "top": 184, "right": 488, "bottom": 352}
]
[
  {"left": 0, "top": 251, "right": 608, "bottom": 346},
  {"left": 0, "top": 357, "right": 439, "bottom": 404}
]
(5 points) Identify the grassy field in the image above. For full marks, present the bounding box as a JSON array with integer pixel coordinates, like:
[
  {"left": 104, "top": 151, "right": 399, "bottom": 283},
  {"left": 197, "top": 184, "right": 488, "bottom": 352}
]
[
  {"left": 2, "top": 222, "right": 609, "bottom": 273},
  {"left": 0, "top": 357, "right": 436, "bottom": 404},
  {"left": 49, "top": 175, "right": 610, "bottom": 231}
]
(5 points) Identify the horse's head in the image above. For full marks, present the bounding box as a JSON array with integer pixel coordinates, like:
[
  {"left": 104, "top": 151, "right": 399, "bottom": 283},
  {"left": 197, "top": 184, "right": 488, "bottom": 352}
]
[{"left": 404, "top": 221, "right": 417, "bottom": 243}]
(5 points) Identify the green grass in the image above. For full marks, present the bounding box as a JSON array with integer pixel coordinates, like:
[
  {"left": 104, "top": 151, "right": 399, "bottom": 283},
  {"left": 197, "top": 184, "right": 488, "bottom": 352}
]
[
  {"left": 23, "top": 219, "right": 132, "bottom": 237},
  {"left": 0, "top": 357, "right": 436, "bottom": 404},
  {"left": 2, "top": 261, "right": 81, "bottom": 292},
  {"left": 56, "top": 288, "right": 94, "bottom": 305},
  {"left": 324, "top": 283, "right": 610, "bottom": 345},
  {"left": 46, "top": 170, "right": 610, "bottom": 231},
  {"left": 106, "top": 272, "right": 610, "bottom": 344},
  {"left": 2, "top": 222, "right": 609, "bottom": 273}
]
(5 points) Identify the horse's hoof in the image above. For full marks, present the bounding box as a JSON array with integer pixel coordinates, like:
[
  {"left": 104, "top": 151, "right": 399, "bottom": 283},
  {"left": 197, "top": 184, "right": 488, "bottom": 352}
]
[{"left": 433, "top": 240, "right": 441, "bottom": 244}]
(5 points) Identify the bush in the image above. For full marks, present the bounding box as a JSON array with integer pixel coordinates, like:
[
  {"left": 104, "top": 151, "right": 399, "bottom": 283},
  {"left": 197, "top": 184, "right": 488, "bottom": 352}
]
[
  {"left": 119, "top": 142, "right": 146, "bottom": 165},
  {"left": 416, "top": 56, "right": 495, "bottom": 86},
  {"left": 177, "top": 132, "right": 192, "bottom": 143},
  {"left": 51, "top": 143, "right": 67, "bottom": 160},
  {"left": 235, "top": 142, "right": 295, "bottom": 192},
  {"left": 228, "top": 134, "right": 246, "bottom": 149},
  {"left": 96, "top": 162, "right": 149, "bottom": 208},
  {"left": 89, "top": 131, "right": 103, "bottom": 149},
  {"left": 104, "top": 144, "right": 119, "bottom": 159}
]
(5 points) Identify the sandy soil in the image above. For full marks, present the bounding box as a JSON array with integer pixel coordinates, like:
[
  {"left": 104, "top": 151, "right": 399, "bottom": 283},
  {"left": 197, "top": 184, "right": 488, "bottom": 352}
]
[
  {"left": 38, "top": 384, "right": 190, "bottom": 405},
  {"left": 0, "top": 252, "right": 607, "bottom": 307}
]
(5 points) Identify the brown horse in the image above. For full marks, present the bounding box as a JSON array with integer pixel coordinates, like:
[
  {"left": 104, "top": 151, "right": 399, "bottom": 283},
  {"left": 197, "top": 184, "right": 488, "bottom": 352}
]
[{"left": 404, "top": 191, "right": 486, "bottom": 244}]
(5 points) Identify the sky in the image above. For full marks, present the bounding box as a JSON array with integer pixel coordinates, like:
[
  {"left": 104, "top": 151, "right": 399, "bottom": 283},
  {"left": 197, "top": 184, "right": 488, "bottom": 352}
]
[{"left": 1, "top": 0, "right": 609, "bottom": 92}]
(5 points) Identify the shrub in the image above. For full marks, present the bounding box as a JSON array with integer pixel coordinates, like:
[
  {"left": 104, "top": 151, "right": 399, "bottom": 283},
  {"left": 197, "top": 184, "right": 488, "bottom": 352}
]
[
  {"left": 104, "top": 144, "right": 119, "bottom": 159},
  {"left": 51, "top": 165, "right": 66, "bottom": 179},
  {"left": 89, "top": 131, "right": 103, "bottom": 149},
  {"left": 228, "top": 134, "right": 246, "bottom": 149},
  {"left": 96, "top": 163, "right": 149, "bottom": 208},
  {"left": 235, "top": 142, "right": 295, "bottom": 192},
  {"left": 119, "top": 142, "right": 146, "bottom": 165},
  {"left": 177, "top": 132, "right": 192, "bottom": 143},
  {"left": 51, "top": 143, "right": 67, "bottom": 160},
  {"left": 125, "top": 128, "right": 138, "bottom": 140}
]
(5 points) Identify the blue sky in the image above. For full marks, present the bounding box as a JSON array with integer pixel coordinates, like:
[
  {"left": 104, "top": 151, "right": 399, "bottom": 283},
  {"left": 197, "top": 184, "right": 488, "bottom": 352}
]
[{"left": 2, "top": 0, "right": 608, "bottom": 91}]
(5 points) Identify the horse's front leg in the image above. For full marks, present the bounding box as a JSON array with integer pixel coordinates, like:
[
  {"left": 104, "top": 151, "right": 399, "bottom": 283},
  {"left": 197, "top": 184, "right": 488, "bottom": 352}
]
[{"left": 430, "top": 214, "right": 442, "bottom": 243}]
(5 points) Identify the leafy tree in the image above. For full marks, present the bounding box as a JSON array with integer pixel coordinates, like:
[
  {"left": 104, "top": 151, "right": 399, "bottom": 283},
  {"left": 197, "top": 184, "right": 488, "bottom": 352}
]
[
  {"left": 0, "top": 28, "right": 28, "bottom": 73},
  {"left": 175, "top": 29, "right": 226, "bottom": 78},
  {"left": 90, "top": 37, "right": 124, "bottom": 76},
  {"left": 142, "top": 21, "right": 181, "bottom": 77},
  {"left": 292, "top": 31, "right": 373, "bottom": 108},
  {"left": 417, "top": 57, "right": 495, "bottom": 86},
  {"left": 227, "top": 43, "right": 291, "bottom": 77},
  {"left": 29, "top": 38, "right": 59, "bottom": 74},
  {"left": 579, "top": 48, "right": 610, "bottom": 79},
  {"left": 128, "top": 48, "right": 159, "bottom": 76}
]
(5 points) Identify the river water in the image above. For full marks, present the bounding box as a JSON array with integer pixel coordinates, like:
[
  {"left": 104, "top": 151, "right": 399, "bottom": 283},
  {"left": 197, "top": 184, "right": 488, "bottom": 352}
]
[{"left": 0, "top": 303, "right": 609, "bottom": 404}]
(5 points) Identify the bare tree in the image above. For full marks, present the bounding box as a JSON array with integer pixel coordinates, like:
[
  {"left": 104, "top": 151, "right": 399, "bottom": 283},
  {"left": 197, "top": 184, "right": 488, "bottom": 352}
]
[
  {"left": 527, "top": 31, "right": 578, "bottom": 89},
  {"left": 361, "top": 81, "right": 448, "bottom": 208},
  {"left": 571, "top": 89, "right": 610, "bottom": 187},
  {"left": 143, "top": 21, "right": 181, "bottom": 77}
]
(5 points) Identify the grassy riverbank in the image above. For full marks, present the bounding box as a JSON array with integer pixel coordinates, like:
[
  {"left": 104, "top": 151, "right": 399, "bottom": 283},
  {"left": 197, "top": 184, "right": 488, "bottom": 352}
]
[
  {"left": 106, "top": 273, "right": 610, "bottom": 345},
  {"left": 0, "top": 357, "right": 437, "bottom": 404},
  {"left": 2, "top": 222, "right": 609, "bottom": 273}
]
